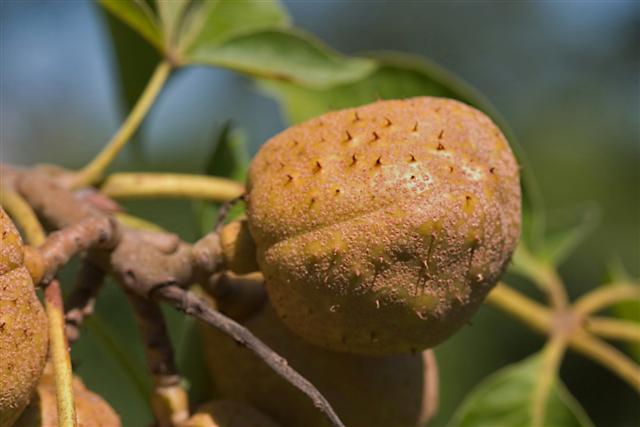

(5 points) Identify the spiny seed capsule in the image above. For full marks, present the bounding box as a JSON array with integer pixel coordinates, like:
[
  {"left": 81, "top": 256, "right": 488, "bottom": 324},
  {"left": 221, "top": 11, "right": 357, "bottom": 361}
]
[
  {"left": 0, "top": 207, "right": 49, "bottom": 427},
  {"left": 246, "top": 97, "right": 521, "bottom": 355},
  {"left": 201, "top": 285, "right": 438, "bottom": 427}
]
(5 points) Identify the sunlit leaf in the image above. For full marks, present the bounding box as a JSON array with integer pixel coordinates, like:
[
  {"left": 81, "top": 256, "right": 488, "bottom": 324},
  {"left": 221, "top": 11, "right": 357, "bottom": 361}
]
[
  {"left": 184, "top": 28, "right": 375, "bottom": 88},
  {"left": 450, "top": 354, "right": 594, "bottom": 427},
  {"left": 99, "top": 0, "right": 163, "bottom": 50},
  {"left": 539, "top": 203, "right": 600, "bottom": 266},
  {"left": 157, "top": 0, "right": 191, "bottom": 48},
  {"left": 178, "top": 0, "right": 289, "bottom": 53}
]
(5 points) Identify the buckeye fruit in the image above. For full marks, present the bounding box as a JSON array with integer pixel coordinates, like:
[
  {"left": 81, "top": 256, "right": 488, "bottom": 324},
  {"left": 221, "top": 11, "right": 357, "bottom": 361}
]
[
  {"left": 201, "top": 280, "right": 438, "bottom": 427},
  {"left": 246, "top": 97, "right": 521, "bottom": 354},
  {"left": 0, "top": 207, "right": 48, "bottom": 427},
  {"left": 181, "top": 400, "right": 280, "bottom": 427}
]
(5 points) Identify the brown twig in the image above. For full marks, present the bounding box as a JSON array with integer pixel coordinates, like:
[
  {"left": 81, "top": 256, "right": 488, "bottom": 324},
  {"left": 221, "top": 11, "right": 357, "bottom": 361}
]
[
  {"left": 65, "top": 261, "right": 106, "bottom": 344},
  {"left": 127, "top": 293, "right": 188, "bottom": 427},
  {"left": 215, "top": 193, "right": 247, "bottom": 233},
  {"left": 38, "top": 216, "right": 119, "bottom": 284},
  {"left": 155, "top": 285, "right": 345, "bottom": 427},
  {"left": 14, "top": 166, "right": 345, "bottom": 427}
]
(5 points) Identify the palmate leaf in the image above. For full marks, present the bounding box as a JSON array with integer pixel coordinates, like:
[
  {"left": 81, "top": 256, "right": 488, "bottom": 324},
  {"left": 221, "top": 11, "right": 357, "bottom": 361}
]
[
  {"left": 177, "top": 0, "right": 290, "bottom": 52},
  {"left": 99, "top": 0, "right": 163, "bottom": 50},
  {"left": 183, "top": 28, "right": 376, "bottom": 88},
  {"left": 156, "top": 0, "right": 190, "bottom": 48},
  {"left": 450, "top": 354, "right": 594, "bottom": 427},
  {"left": 99, "top": 0, "right": 373, "bottom": 88}
]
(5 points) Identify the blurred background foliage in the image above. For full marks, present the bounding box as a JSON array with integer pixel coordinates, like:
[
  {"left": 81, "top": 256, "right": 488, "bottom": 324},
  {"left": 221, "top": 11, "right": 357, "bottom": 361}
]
[{"left": 1, "top": 1, "right": 638, "bottom": 426}]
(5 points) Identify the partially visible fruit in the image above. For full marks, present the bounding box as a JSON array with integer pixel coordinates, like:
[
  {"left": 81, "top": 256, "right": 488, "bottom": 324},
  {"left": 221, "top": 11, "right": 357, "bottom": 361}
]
[
  {"left": 15, "top": 365, "right": 121, "bottom": 427},
  {"left": 200, "top": 285, "right": 438, "bottom": 427},
  {"left": 0, "top": 208, "right": 48, "bottom": 427},
  {"left": 220, "top": 218, "right": 259, "bottom": 275},
  {"left": 205, "top": 272, "right": 267, "bottom": 322},
  {"left": 181, "top": 400, "right": 280, "bottom": 427},
  {"left": 246, "top": 97, "right": 521, "bottom": 354}
]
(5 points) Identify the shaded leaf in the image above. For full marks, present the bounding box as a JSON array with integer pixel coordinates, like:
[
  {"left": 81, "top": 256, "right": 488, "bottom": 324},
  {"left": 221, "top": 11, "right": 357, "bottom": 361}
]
[
  {"left": 540, "top": 203, "right": 600, "bottom": 266},
  {"left": 450, "top": 354, "right": 594, "bottom": 427},
  {"left": 193, "top": 122, "right": 250, "bottom": 235},
  {"left": 185, "top": 28, "right": 375, "bottom": 88},
  {"left": 99, "top": 0, "right": 163, "bottom": 50},
  {"left": 178, "top": 0, "right": 289, "bottom": 53},
  {"left": 102, "top": 10, "right": 160, "bottom": 111},
  {"left": 84, "top": 315, "right": 151, "bottom": 403},
  {"left": 176, "top": 315, "right": 213, "bottom": 407},
  {"left": 205, "top": 121, "right": 249, "bottom": 182}
]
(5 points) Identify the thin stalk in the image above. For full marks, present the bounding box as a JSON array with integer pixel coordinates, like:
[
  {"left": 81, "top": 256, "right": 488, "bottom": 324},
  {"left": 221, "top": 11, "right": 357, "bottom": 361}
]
[
  {"left": 0, "top": 188, "right": 46, "bottom": 245},
  {"left": 531, "top": 333, "right": 568, "bottom": 427},
  {"left": 44, "top": 280, "right": 77, "bottom": 427},
  {"left": 585, "top": 316, "right": 640, "bottom": 343},
  {"left": 485, "top": 282, "right": 553, "bottom": 334},
  {"left": 72, "top": 61, "right": 172, "bottom": 188},
  {"left": 101, "top": 173, "right": 244, "bottom": 202},
  {"left": 512, "top": 246, "right": 568, "bottom": 309},
  {"left": 570, "top": 331, "right": 640, "bottom": 393},
  {"left": 116, "top": 212, "right": 166, "bottom": 232},
  {"left": 573, "top": 284, "right": 640, "bottom": 316}
]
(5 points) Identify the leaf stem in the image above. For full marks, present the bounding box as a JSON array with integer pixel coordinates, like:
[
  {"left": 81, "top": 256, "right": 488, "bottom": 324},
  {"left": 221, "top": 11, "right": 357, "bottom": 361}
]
[
  {"left": 570, "top": 331, "right": 640, "bottom": 393},
  {"left": 485, "top": 282, "right": 553, "bottom": 334},
  {"left": 573, "top": 284, "right": 640, "bottom": 316},
  {"left": 44, "top": 280, "right": 77, "bottom": 427},
  {"left": 101, "top": 172, "right": 245, "bottom": 202},
  {"left": 531, "top": 333, "right": 568, "bottom": 427},
  {"left": 116, "top": 212, "right": 166, "bottom": 232},
  {"left": 585, "top": 316, "right": 640, "bottom": 343},
  {"left": 72, "top": 61, "right": 172, "bottom": 188},
  {"left": 0, "top": 188, "right": 46, "bottom": 245},
  {"left": 512, "top": 245, "right": 568, "bottom": 309}
]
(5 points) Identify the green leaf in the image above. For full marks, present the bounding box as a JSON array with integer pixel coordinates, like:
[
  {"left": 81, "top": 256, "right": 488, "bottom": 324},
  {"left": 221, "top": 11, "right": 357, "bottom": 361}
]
[
  {"left": 103, "top": 10, "right": 160, "bottom": 109},
  {"left": 157, "top": 0, "right": 191, "bottom": 48},
  {"left": 604, "top": 259, "right": 640, "bottom": 359},
  {"left": 84, "top": 315, "right": 150, "bottom": 402},
  {"left": 450, "top": 354, "right": 594, "bottom": 427},
  {"left": 205, "top": 120, "right": 249, "bottom": 182},
  {"left": 178, "top": 0, "right": 289, "bottom": 53},
  {"left": 176, "top": 315, "right": 212, "bottom": 407},
  {"left": 193, "top": 122, "right": 249, "bottom": 235},
  {"left": 539, "top": 203, "right": 600, "bottom": 266},
  {"left": 99, "top": 0, "right": 163, "bottom": 51},
  {"left": 262, "top": 51, "right": 501, "bottom": 124},
  {"left": 262, "top": 51, "right": 543, "bottom": 219},
  {"left": 184, "top": 28, "right": 375, "bottom": 88}
]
